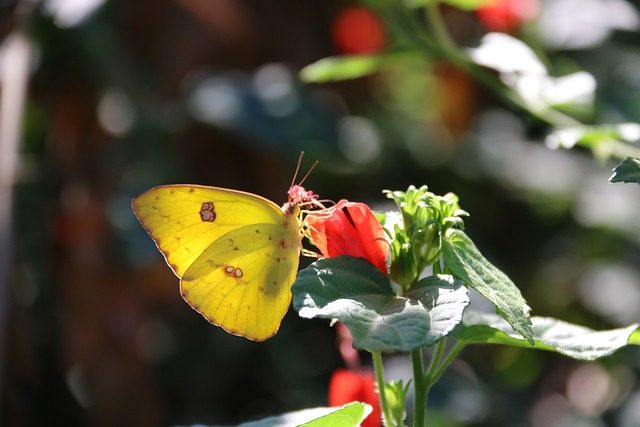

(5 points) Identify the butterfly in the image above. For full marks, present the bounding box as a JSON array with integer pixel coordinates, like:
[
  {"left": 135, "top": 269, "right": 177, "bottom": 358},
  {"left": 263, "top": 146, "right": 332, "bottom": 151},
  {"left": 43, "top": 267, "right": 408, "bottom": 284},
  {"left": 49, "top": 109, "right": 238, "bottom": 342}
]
[{"left": 132, "top": 157, "right": 319, "bottom": 341}]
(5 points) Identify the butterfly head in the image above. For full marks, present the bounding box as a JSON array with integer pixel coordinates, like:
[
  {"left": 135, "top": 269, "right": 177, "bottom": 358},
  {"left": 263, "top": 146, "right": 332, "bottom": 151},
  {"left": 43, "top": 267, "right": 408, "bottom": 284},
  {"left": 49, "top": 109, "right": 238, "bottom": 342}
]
[
  {"left": 282, "top": 184, "right": 319, "bottom": 216},
  {"left": 288, "top": 184, "right": 319, "bottom": 205}
]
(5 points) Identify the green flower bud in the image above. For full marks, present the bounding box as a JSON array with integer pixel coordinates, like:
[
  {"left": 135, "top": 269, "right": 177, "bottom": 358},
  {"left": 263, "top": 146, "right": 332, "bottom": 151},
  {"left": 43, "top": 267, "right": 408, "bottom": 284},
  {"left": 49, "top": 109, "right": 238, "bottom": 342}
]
[
  {"left": 389, "top": 227, "right": 419, "bottom": 288},
  {"left": 384, "top": 379, "right": 410, "bottom": 426},
  {"left": 384, "top": 186, "right": 469, "bottom": 290}
]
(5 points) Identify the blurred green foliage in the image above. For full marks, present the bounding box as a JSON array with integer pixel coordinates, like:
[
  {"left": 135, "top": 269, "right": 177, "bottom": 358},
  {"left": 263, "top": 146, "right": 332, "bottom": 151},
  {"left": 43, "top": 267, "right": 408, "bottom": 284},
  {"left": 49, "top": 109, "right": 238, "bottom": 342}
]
[{"left": 3, "top": 0, "right": 640, "bottom": 426}]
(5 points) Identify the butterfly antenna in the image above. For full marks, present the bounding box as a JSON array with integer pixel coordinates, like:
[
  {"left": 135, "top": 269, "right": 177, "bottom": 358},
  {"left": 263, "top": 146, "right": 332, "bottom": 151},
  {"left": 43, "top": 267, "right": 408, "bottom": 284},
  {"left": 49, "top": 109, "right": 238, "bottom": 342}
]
[
  {"left": 290, "top": 151, "right": 305, "bottom": 189},
  {"left": 290, "top": 151, "right": 318, "bottom": 187},
  {"left": 298, "top": 159, "right": 318, "bottom": 186}
]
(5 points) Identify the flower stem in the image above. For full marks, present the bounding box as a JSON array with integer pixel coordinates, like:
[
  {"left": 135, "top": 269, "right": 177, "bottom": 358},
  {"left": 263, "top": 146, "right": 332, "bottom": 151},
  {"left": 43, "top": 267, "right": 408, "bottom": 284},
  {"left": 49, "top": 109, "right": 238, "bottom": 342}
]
[
  {"left": 373, "top": 351, "right": 394, "bottom": 427},
  {"left": 411, "top": 349, "right": 428, "bottom": 427}
]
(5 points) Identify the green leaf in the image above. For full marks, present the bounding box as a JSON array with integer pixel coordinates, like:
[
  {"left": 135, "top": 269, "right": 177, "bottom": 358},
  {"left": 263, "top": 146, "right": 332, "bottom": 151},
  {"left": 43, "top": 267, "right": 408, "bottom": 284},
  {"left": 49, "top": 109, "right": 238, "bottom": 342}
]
[
  {"left": 610, "top": 156, "right": 640, "bottom": 184},
  {"left": 300, "top": 55, "right": 386, "bottom": 82},
  {"left": 300, "top": 403, "right": 373, "bottom": 427},
  {"left": 292, "top": 256, "right": 469, "bottom": 352},
  {"left": 629, "top": 328, "right": 640, "bottom": 345},
  {"left": 403, "top": 0, "right": 490, "bottom": 9},
  {"left": 300, "top": 52, "right": 415, "bottom": 83},
  {"left": 454, "top": 310, "right": 640, "bottom": 361},
  {"left": 438, "top": 0, "right": 492, "bottom": 10},
  {"left": 441, "top": 229, "right": 534, "bottom": 344},
  {"left": 547, "top": 125, "right": 640, "bottom": 163},
  {"left": 208, "top": 403, "right": 372, "bottom": 427}
]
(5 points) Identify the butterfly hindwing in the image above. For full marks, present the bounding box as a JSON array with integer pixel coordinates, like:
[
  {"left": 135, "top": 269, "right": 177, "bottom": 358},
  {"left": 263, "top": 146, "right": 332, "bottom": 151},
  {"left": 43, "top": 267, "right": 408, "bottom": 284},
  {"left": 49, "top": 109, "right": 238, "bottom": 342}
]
[{"left": 181, "top": 223, "right": 300, "bottom": 341}]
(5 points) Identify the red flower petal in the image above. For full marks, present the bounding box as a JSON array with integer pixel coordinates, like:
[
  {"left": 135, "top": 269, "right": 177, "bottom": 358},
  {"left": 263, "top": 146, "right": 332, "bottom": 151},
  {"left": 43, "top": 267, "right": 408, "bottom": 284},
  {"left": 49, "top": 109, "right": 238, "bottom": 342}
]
[
  {"left": 476, "top": 0, "right": 540, "bottom": 33},
  {"left": 308, "top": 200, "right": 388, "bottom": 274}
]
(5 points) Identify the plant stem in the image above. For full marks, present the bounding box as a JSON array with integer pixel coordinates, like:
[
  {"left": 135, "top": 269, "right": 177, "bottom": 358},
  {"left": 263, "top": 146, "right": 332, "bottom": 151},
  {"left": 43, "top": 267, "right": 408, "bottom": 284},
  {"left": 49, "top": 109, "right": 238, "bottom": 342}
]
[
  {"left": 373, "top": 352, "right": 394, "bottom": 427},
  {"left": 411, "top": 349, "right": 428, "bottom": 427},
  {"left": 424, "top": 2, "right": 460, "bottom": 62},
  {"left": 425, "top": 339, "right": 446, "bottom": 381},
  {"left": 417, "top": 338, "right": 445, "bottom": 420},
  {"left": 429, "top": 341, "right": 465, "bottom": 385},
  {"left": 409, "top": 338, "right": 465, "bottom": 427},
  {"left": 421, "top": 2, "right": 583, "bottom": 130}
]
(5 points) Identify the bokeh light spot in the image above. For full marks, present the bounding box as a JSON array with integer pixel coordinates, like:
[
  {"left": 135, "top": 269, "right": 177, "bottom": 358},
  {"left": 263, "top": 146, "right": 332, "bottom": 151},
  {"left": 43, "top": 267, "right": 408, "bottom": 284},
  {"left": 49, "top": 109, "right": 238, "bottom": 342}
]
[
  {"left": 337, "top": 116, "right": 382, "bottom": 164},
  {"left": 97, "top": 88, "right": 136, "bottom": 137},
  {"left": 253, "top": 63, "right": 299, "bottom": 117},
  {"left": 579, "top": 263, "right": 640, "bottom": 325},
  {"left": 188, "top": 77, "right": 241, "bottom": 126},
  {"left": 44, "top": 0, "right": 107, "bottom": 28},
  {"left": 566, "top": 364, "right": 615, "bottom": 416}
]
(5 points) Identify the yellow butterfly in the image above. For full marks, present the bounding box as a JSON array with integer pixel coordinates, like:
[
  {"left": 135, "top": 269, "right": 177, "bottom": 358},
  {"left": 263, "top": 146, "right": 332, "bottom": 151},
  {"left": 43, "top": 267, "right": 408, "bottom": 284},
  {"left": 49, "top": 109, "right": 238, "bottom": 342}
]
[{"left": 132, "top": 164, "right": 318, "bottom": 341}]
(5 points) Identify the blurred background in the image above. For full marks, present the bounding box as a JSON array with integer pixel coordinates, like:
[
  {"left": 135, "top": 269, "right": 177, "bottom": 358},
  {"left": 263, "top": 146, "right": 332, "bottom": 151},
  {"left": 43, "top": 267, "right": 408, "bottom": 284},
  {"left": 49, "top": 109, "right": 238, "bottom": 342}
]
[{"left": 1, "top": 0, "right": 640, "bottom": 425}]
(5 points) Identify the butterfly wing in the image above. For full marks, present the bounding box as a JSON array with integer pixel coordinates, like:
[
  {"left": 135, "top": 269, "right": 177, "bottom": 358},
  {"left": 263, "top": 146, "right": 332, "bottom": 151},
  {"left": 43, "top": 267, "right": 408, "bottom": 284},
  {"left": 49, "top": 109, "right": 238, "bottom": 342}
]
[
  {"left": 132, "top": 185, "right": 302, "bottom": 341},
  {"left": 181, "top": 222, "right": 300, "bottom": 341},
  {"left": 132, "top": 185, "right": 286, "bottom": 277}
]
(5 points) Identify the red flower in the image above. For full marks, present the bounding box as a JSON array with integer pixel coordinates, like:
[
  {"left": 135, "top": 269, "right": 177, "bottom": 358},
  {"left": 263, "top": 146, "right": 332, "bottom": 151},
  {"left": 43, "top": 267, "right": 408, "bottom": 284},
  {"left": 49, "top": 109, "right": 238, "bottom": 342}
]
[
  {"left": 476, "top": 0, "right": 540, "bottom": 33},
  {"left": 307, "top": 200, "right": 388, "bottom": 275},
  {"left": 328, "top": 369, "right": 382, "bottom": 427}
]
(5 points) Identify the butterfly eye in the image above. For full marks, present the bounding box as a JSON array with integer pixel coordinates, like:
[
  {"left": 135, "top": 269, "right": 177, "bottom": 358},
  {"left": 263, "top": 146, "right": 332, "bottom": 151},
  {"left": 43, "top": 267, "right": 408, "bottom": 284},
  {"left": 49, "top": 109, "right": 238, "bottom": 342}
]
[{"left": 200, "top": 202, "right": 216, "bottom": 222}]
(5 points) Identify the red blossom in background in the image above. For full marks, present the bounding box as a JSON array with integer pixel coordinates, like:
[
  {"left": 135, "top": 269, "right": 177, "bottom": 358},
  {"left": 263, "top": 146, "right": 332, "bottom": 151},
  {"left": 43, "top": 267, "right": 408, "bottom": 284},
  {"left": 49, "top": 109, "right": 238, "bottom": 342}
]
[
  {"left": 328, "top": 369, "right": 382, "bottom": 427},
  {"left": 476, "top": 0, "right": 540, "bottom": 33},
  {"left": 329, "top": 324, "right": 382, "bottom": 427},
  {"left": 307, "top": 200, "right": 388, "bottom": 275},
  {"left": 331, "top": 6, "right": 386, "bottom": 54}
]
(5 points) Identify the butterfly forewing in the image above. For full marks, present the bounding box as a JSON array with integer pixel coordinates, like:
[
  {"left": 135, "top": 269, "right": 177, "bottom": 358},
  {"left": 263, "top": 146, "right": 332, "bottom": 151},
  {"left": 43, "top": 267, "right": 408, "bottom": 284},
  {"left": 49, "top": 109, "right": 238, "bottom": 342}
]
[{"left": 132, "top": 185, "right": 285, "bottom": 278}]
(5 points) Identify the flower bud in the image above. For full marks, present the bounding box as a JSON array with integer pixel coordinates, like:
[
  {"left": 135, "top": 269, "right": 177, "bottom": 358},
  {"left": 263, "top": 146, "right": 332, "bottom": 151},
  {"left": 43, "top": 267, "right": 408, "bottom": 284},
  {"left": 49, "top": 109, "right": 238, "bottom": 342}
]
[{"left": 307, "top": 200, "right": 388, "bottom": 275}]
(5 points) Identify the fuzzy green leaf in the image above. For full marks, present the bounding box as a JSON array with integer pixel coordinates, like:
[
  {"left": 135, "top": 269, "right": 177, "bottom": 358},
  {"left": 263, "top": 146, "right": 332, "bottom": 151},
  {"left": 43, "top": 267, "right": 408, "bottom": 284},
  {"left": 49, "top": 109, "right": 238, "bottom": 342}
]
[
  {"left": 441, "top": 229, "right": 534, "bottom": 344},
  {"left": 454, "top": 310, "right": 640, "bottom": 361},
  {"left": 292, "top": 256, "right": 469, "bottom": 352}
]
